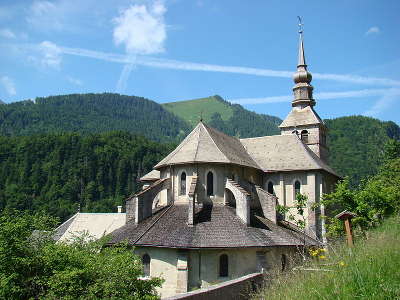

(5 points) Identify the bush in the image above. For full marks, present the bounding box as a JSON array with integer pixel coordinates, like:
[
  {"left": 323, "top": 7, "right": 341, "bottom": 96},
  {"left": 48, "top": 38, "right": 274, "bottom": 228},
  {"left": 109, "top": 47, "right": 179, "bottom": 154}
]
[{"left": 0, "top": 211, "right": 162, "bottom": 299}]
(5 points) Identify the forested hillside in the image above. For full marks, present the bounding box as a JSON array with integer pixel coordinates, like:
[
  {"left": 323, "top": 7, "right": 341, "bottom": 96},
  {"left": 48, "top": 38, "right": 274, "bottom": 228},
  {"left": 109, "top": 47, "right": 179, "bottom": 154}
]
[
  {"left": 163, "top": 95, "right": 282, "bottom": 137},
  {"left": 325, "top": 116, "right": 400, "bottom": 186},
  {"left": 0, "top": 93, "right": 190, "bottom": 142},
  {"left": 0, "top": 132, "right": 173, "bottom": 220}
]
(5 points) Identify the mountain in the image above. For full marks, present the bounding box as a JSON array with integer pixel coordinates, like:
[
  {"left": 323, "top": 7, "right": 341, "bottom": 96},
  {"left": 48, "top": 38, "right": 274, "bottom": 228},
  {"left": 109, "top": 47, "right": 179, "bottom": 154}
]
[
  {"left": 0, "top": 100, "right": 4, "bottom": 104},
  {"left": 1, "top": 93, "right": 399, "bottom": 188},
  {"left": 163, "top": 95, "right": 282, "bottom": 137},
  {"left": 325, "top": 116, "right": 400, "bottom": 186},
  {"left": 0, "top": 93, "right": 190, "bottom": 142}
]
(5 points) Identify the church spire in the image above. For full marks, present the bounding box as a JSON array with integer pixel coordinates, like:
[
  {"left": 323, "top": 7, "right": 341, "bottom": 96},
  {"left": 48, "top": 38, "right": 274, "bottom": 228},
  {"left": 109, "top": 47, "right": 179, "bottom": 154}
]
[{"left": 292, "top": 17, "right": 315, "bottom": 107}]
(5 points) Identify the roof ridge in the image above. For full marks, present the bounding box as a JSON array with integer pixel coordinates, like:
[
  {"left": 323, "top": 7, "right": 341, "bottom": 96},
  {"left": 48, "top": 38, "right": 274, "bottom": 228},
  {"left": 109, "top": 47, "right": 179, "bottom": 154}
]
[
  {"left": 193, "top": 122, "right": 203, "bottom": 161},
  {"left": 292, "top": 135, "right": 321, "bottom": 169},
  {"left": 154, "top": 123, "right": 202, "bottom": 169},
  {"left": 201, "top": 123, "right": 230, "bottom": 163}
]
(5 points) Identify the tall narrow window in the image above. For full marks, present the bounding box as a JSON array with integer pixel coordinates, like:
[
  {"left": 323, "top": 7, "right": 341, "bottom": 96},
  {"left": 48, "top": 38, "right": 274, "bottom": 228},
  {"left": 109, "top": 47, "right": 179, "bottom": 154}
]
[
  {"left": 180, "top": 172, "right": 186, "bottom": 195},
  {"left": 294, "top": 180, "right": 301, "bottom": 196},
  {"left": 301, "top": 130, "right": 309, "bottom": 143},
  {"left": 267, "top": 181, "right": 274, "bottom": 195},
  {"left": 207, "top": 171, "right": 214, "bottom": 196},
  {"left": 219, "top": 254, "right": 228, "bottom": 277},
  {"left": 142, "top": 254, "right": 150, "bottom": 277}
]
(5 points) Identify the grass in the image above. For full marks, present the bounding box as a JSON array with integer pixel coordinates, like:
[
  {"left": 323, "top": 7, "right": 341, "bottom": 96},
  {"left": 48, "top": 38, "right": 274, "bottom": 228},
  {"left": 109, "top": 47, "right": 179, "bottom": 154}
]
[
  {"left": 253, "top": 215, "right": 400, "bottom": 300},
  {"left": 162, "top": 95, "right": 233, "bottom": 127}
]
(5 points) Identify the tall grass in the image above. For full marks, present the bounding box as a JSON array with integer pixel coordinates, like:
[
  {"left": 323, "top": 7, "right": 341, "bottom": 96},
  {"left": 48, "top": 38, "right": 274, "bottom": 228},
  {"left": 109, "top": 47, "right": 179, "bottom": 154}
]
[{"left": 253, "top": 215, "right": 400, "bottom": 300}]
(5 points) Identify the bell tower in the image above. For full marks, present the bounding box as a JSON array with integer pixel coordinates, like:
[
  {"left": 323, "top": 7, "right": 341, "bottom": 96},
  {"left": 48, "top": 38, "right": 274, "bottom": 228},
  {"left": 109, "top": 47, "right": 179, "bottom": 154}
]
[{"left": 279, "top": 18, "right": 328, "bottom": 162}]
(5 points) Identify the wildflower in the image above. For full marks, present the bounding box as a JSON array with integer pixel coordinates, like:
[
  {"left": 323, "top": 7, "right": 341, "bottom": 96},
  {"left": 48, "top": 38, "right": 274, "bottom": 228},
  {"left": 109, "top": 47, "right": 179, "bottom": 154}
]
[
  {"left": 319, "top": 255, "right": 326, "bottom": 259},
  {"left": 338, "top": 261, "right": 346, "bottom": 267}
]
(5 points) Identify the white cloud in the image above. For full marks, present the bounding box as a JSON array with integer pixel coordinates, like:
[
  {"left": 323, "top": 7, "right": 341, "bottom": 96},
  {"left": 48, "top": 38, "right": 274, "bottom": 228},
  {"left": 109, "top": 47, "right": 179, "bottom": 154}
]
[
  {"left": 365, "top": 26, "right": 380, "bottom": 36},
  {"left": 38, "top": 41, "right": 62, "bottom": 69},
  {"left": 0, "top": 76, "right": 16, "bottom": 96},
  {"left": 66, "top": 76, "right": 83, "bottom": 86},
  {"left": 113, "top": 1, "right": 167, "bottom": 55},
  {"left": 112, "top": 0, "right": 167, "bottom": 93},
  {"left": 0, "top": 28, "right": 16, "bottom": 39}
]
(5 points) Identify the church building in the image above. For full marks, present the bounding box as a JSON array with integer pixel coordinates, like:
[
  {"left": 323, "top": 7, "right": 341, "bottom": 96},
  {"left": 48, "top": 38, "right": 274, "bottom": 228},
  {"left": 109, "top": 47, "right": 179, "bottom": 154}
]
[{"left": 105, "top": 30, "right": 340, "bottom": 297}]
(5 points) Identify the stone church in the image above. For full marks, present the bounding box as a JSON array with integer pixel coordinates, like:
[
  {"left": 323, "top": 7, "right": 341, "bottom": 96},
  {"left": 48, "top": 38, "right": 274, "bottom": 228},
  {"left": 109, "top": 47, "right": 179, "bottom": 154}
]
[
  {"left": 105, "top": 31, "right": 339, "bottom": 297},
  {"left": 56, "top": 30, "right": 339, "bottom": 298}
]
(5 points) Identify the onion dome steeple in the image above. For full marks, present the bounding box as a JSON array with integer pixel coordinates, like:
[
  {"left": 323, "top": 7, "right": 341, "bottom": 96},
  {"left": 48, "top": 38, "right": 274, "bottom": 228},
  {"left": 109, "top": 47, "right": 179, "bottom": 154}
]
[{"left": 292, "top": 17, "right": 315, "bottom": 107}]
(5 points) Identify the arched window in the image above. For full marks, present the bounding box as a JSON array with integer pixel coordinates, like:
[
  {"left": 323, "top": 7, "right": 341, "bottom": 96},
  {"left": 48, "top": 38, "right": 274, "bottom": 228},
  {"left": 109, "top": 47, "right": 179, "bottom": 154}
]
[
  {"left": 294, "top": 180, "right": 301, "bottom": 196},
  {"left": 207, "top": 171, "right": 214, "bottom": 196},
  {"left": 267, "top": 181, "right": 274, "bottom": 195},
  {"left": 301, "top": 130, "right": 309, "bottom": 143},
  {"left": 142, "top": 254, "right": 150, "bottom": 277},
  {"left": 219, "top": 254, "right": 229, "bottom": 277},
  {"left": 180, "top": 172, "right": 186, "bottom": 195},
  {"left": 281, "top": 254, "right": 287, "bottom": 271}
]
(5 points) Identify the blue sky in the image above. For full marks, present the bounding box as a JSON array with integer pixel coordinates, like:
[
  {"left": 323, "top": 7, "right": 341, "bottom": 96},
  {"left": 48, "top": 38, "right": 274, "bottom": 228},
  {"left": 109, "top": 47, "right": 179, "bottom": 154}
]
[{"left": 1, "top": 0, "right": 400, "bottom": 124}]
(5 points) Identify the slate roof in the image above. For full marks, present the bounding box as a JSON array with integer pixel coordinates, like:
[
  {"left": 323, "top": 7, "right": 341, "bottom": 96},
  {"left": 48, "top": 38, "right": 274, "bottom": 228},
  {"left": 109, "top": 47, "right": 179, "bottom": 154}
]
[
  {"left": 154, "top": 122, "right": 260, "bottom": 170},
  {"left": 140, "top": 169, "right": 160, "bottom": 182},
  {"left": 279, "top": 106, "right": 324, "bottom": 128},
  {"left": 240, "top": 134, "right": 339, "bottom": 177},
  {"left": 55, "top": 213, "right": 126, "bottom": 242},
  {"left": 107, "top": 204, "right": 318, "bottom": 248}
]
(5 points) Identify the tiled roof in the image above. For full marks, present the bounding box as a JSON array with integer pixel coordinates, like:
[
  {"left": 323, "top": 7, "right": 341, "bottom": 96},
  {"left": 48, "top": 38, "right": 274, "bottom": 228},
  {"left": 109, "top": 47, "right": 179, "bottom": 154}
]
[
  {"left": 140, "top": 170, "right": 160, "bottom": 181},
  {"left": 55, "top": 213, "right": 126, "bottom": 242},
  {"left": 279, "top": 106, "right": 324, "bottom": 128},
  {"left": 240, "top": 134, "right": 339, "bottom": 176},
  {"left": 107, "top": 204, "right": 318, "bottom": 248},
  {"left": 154, "top": 122, "right": 260, "bottom": 170}
]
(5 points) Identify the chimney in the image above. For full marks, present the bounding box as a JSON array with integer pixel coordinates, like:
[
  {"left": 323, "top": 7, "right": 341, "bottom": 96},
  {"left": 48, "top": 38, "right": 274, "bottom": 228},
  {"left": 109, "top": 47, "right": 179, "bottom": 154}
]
[{"left": 117, "top": 205, "right": 123, "bottom": 213}]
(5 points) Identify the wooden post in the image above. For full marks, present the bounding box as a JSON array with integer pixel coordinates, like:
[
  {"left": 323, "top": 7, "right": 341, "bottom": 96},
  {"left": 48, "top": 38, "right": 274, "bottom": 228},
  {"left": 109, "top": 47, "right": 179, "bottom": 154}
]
[
  {"left": 343, "top": 218, "right": 353, "bottom": 247},
  {"left": 335, "top": 210, "right": 357, "bottom": 247}
]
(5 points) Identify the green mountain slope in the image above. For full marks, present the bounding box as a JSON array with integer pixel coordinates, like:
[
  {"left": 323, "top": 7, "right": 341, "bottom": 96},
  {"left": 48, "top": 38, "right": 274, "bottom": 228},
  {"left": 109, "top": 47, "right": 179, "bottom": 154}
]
[
  {"left": 325, "top": 116, "right": 400, "bottom": 186},
  {"left": 0, "top": 93, "right": 190, "bottom": 142},
  {"left": 163, "top": 95, "right": 282, "bottom": 137},
  {"left": 0, "top": 132, "right": 173, "bottom": 220}
]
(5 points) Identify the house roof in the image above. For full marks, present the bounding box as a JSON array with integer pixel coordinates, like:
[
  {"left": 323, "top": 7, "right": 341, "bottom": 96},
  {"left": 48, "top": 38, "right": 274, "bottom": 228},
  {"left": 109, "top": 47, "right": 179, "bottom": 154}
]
[
  {"left": 54, "top": 213, "right": 126, "bottom": 242},
  {"left": 240, "top": 134, "right": 339, "bottom": 177},
  {"left": 154, "top": 122, "right": 260, "bottom": 170},
  {"left": 140, "top": 169, "right": 160, "bottom": 182},
  {"left": 279, "top": 106, "right": 324, "bottom": 128},
  {"left": 107, "top": 204, "right": 318, "bottom": 248}
]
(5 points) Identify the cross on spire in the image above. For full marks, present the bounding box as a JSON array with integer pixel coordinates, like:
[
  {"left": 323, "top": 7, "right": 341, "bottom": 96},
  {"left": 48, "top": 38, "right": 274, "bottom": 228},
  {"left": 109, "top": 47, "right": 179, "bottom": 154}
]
[{"left": 297, "top": 16, "right": 303, "bottom": 34}]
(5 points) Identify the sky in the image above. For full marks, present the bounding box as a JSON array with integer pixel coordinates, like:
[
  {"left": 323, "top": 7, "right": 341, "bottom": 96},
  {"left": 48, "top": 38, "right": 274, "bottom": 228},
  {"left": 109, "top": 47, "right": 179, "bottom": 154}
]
[{"left": 0, "top": 0, "right": 400, "bottom": 124}]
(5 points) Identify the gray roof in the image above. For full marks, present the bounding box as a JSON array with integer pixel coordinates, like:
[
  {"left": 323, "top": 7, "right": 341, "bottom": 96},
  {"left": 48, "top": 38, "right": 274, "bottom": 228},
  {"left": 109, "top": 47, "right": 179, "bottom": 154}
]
[
  {"left": 279, "top": 106, "right": 324, "bottom": 128},
  {"left": 140, "top": 170, "right": 160, "bottom": 182},
  {"left": 154, "top": 122, "right": 259, "bottom": 170},
  {"left": 107, "top": 204, "right": 318, "bottom": 248},
  {"left": 240, "top": 134, "right": 339, "bottom": 176},
  {"left": 55, "top": 213, "right": 126, "bottom": 242}
]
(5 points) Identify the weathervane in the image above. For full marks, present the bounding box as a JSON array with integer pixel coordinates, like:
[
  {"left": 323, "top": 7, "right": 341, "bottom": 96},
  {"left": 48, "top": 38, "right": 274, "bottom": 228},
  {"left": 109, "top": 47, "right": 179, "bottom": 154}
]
[{"left": 297, "top": 16, "right": 303, "bottom": 34}]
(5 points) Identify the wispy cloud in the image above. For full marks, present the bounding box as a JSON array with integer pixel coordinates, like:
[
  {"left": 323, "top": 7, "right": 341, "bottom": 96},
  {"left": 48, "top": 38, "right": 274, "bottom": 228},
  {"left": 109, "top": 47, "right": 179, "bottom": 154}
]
[
  {"left": 0, "top": 76, "right": 16, "bottom": 96},
  {"left": 365, "top": 26, "right": 380, "bottom": 36},
  {"left": 0, "top": 28, "right": 16, "bottom": 39},
  {"left": 230, "top": 88, "right": 400, "bottom": 105},
  {"left": 30, "top": 41, "right": 62, "bottom": 69},
  {"left": 55, "top": 44, "right": 400, "bottom": 87},
  {"left": 363, "top": 88, "right": 400, "bottom": 117},
  {"left": 112, "top": 0, "right": 167, "bottom": 93},
  {"left": 66, "top": 76, "right": 83, "bottom": 86}
]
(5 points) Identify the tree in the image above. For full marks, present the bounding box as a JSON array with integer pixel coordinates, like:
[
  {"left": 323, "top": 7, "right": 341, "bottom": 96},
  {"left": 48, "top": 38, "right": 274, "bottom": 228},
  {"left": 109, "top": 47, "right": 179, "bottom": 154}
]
[{"left": 0, "top": 211, "right": 163, "bottom": 300}]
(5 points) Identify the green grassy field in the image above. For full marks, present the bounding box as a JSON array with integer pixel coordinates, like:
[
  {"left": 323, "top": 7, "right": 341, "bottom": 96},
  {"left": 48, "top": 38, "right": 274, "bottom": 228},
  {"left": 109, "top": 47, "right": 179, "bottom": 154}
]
[
  {"left": 253, "top": 215, "right": 400, "bottom": 300},
  {"left": 162, "top": 95, "right": 233, "bottom": 127}
]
